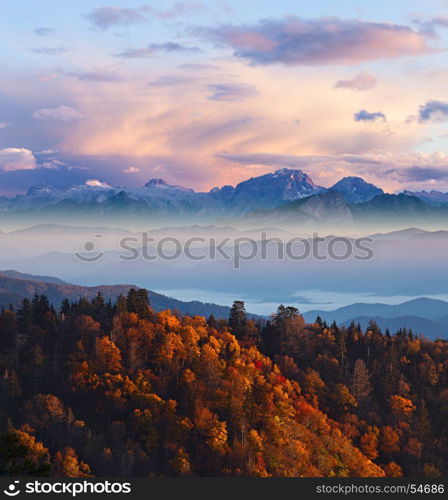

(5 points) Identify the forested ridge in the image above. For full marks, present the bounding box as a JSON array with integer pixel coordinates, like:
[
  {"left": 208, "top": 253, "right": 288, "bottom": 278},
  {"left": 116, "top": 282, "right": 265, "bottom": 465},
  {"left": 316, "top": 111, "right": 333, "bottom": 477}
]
[
  {"left": 0, "top": 274, "right": 237, "bottom": 320},
  {"left": 0, "top": 291, "right": 446, "bottom": 477}
]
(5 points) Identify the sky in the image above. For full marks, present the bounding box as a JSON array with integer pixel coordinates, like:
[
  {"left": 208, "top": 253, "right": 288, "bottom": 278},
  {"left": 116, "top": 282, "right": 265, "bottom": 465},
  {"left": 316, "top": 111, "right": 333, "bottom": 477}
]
[{"left": 1, "top": 0, "right": 448, "bottom": 195}]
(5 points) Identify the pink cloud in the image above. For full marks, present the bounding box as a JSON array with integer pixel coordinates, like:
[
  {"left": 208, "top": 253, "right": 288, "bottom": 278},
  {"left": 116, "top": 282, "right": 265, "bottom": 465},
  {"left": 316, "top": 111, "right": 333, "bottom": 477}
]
[
  {"left": 199, "top": 17, "right": 436, "bottom": 66},
  {"left": 0, "top": 148, "right": 37, "bottom": 171},
  {"left": 335, "top": 72, "right": 377, "bottom": 91}
]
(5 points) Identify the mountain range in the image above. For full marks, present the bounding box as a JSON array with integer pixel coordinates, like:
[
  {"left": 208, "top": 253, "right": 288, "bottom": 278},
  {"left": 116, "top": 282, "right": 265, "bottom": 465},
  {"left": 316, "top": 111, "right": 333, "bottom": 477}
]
[
  {"left": 303, "top": 298, "right": 448, "bottom": 339},
  {"left": 0, "top": 169, "right": 324, "bottom": 217},
  {"left": 0, "top": 168, "right": 446, "bottom": 228},
  {"left": 0, "top": 169, "right": 395, "bottom": 218}
]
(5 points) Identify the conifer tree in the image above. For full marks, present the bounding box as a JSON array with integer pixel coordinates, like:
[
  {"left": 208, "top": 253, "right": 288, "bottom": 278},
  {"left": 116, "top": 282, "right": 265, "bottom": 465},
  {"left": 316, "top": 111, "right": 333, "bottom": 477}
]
[{"left": 228, "top": 301, "right": 247, "bottom": 334}]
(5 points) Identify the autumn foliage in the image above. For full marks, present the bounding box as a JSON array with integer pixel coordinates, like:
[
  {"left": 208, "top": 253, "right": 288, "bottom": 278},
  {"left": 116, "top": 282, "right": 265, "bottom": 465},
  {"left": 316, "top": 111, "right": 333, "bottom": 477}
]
[{"left": 0, "top": 292, "right": 446, "bottom": 477}]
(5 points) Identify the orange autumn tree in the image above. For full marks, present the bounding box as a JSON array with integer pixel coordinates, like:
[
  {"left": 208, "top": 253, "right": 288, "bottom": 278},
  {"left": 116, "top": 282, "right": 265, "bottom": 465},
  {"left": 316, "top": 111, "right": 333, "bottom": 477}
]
[{"left": 1, "top": 288, "right": 447, "bottom": 477}]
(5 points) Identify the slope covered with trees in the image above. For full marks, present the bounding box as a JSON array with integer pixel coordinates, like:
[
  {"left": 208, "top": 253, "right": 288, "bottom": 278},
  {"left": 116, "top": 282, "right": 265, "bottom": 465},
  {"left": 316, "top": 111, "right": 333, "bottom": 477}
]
[
  {"left": 0, "top": 273, "right": 241, "bottom": 319},
  {"left": 0, "top": 291, "right": 446, "bottom": 477}
]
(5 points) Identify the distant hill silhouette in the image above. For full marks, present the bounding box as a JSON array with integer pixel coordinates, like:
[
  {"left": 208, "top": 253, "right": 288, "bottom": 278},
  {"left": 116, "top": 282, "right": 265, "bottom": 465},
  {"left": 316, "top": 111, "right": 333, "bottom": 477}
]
[
  {"left": 0, "top": 271, "right": 259, "bottom": 319},
  {"left": 304, "top": 297, "right": 448, "bottom": 339}
]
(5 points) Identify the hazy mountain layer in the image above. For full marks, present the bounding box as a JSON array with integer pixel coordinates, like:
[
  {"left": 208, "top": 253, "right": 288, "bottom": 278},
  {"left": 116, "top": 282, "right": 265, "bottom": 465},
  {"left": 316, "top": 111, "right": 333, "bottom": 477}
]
[
  {"left": 0, "top": 169, "right": 446, "bottom": 231},
  {"left": 303, "top": 298, "right": 448, "bottom": 339}
]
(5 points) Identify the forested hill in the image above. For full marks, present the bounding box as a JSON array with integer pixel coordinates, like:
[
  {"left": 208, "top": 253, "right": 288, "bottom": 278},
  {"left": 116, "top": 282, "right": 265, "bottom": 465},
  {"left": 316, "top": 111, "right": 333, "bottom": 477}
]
[
  {"left": 0, "top": 292, "right": 447, "bottom": 477},
  {"left": 0, "top": 272, "right": 240, "bottom": 319}
]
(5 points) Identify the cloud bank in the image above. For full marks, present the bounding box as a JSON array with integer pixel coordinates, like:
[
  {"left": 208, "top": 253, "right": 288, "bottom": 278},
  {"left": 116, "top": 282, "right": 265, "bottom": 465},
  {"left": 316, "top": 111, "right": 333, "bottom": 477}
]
[{"left": 198, "top": 17, "right": 434, "bottom": 66}]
